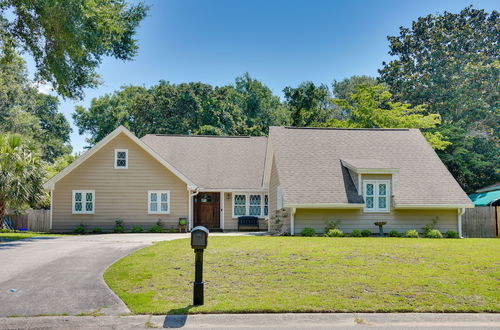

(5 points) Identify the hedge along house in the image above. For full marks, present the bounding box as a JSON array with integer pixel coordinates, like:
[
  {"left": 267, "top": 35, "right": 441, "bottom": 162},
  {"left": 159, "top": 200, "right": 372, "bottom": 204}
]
[
  {"left": 44, "top": 125, "right": 473, "bottom": 234},
  {"left": 263, "top": 127, "right": 473, "bottom": 236}
]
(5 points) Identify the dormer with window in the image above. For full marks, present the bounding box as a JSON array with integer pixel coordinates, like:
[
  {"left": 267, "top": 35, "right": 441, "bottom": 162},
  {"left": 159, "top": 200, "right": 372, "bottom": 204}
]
[
  {"left": 341, "top": 159, "right": 398, "bottom": 213},
  {"left": 114, "top": 149, "right": 128, "bottom": 169}
]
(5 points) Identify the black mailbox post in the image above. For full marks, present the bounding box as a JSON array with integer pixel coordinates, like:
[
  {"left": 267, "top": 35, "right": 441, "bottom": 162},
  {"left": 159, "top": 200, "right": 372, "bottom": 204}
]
[{"left": 191, "top": 226, "right": 209, "bottom": 305}]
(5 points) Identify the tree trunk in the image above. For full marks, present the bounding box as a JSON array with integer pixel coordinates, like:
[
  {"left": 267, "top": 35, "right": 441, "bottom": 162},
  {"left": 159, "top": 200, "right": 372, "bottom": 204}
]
[{"left": 0, "top": 199, "right": 5, "bottom": 227}]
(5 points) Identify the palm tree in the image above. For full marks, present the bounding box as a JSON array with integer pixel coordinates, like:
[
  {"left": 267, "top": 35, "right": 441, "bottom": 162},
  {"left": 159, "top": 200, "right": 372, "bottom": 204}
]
[{"left": 0, "top": 133, "right": 45, "bottom": 220}]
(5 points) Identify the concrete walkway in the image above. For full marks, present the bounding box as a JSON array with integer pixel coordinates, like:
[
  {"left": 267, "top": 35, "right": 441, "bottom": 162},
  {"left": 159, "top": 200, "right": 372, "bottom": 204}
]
[{"left": 0, "top": 313, "right": 499, "bottom": 329}]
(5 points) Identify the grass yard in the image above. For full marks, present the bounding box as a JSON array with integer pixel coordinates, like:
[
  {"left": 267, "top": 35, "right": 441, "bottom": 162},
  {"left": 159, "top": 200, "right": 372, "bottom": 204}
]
[
  {"left": 0, "top": 232, "right": 63, "bottom": 241},
  {"left": 104, "top": 237, "right": 500, "bottom": 314}
]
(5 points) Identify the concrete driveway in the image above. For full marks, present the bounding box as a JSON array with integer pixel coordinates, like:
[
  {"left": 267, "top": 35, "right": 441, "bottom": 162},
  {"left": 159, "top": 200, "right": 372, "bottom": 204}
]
[{"left": 0, "top": 233, "right": 190, "bottom": 317}]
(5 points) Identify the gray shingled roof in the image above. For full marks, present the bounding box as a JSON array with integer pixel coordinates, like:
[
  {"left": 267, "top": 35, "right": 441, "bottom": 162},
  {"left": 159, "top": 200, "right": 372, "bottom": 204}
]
[
  {"left": 269, "top": 126, "right": 472, "bottom": 206},
  {"left": 141, "top": 134, "right": 267, "bottom": 189}
]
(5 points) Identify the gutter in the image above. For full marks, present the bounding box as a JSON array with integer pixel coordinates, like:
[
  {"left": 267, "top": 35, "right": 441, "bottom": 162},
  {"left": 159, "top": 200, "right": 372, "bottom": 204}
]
[{"left": 457, "top": 208, "right": 465, "bottom": 238}]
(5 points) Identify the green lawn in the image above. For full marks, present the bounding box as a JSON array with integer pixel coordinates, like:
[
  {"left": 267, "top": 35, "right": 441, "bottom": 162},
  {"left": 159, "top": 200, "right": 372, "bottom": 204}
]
[
  {"left": 0, "top": 232, "right": 63, "bottom": 241},
  {"left": 104, "top": 237, "right": 500, "bottom": 314}
]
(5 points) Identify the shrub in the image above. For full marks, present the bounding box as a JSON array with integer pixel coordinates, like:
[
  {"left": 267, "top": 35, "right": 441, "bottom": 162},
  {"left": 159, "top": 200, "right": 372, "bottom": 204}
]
[
  {"left": 351, "top": 229, "right": 361, "bottom": 237},
  {"left": 114, "top": 219, "right": 125, "bottom": 233},
  {"left": 131, "top": 226, "right": 144, "bottom": 233},
  {"left": 425, "top": 229, "right": 443, "bottom": 239},
  {"left": 324, "top": 228, "right": 344, "bottom": 237},
  {"left": 169, "top": 228, "right": 178, "bottom": 233},
  {"left": 360, "top": 229, "right": 371, "bottom": 237},
  {"left": 74, "top": 223, "right": 87, "bottom": 234},
  {"left": 404, "top": 229, "right": 419, "bottom": 238},
  {"left": 324, "top": 219, "right": 341, "bottom": 232},
  {"left": 300, "top": 227, "right": 316, "bottom": 237},
  {"left": 149, "top": 225, "right": 164, "bottom": 233},
  {"left": 388, "top": 230, "right": 401, "bottom": 237},
  {"left": 0, "top": 228, "right": 17, "bottom": 233},
  {"left": 445, "top": 230, "right": 459, "bottom": 239},
  {"left": 92, "top": 227, "right": 103, "bottom": 233},
  {"left": 422, "top": 217, "right": 438, "bottom": 236}
]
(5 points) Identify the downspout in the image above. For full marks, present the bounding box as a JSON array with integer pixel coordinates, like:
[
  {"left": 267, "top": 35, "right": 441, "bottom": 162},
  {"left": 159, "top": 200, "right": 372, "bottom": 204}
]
[
  {"left": 188, "top": 187, "right": 200, "bottom": 231},
  {"left": 290, "top": 207, "right": 296, "bottom": 236},
  {"left": 457, "top": 208, "right": 465, "bottom": 238},
  {"left": 50, "top": 189, "right": 54, "bottom": 231}
]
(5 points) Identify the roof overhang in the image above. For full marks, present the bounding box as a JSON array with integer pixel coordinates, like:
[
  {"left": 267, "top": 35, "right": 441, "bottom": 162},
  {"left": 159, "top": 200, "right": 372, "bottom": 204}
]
[
  {"left": 43, "top": 126, "right": 196, "bottom": 190},
  {"left": 284, "top": 203, "right": 365, "bottom": 209},
  {"left": 395, "top": 204, "right": 474, "bottom": 209},
  {"left": 341, "top": 159, "right": 399, "bottom": 174}
]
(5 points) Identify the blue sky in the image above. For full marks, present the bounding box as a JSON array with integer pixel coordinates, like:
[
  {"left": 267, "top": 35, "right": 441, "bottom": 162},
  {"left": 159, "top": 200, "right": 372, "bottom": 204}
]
[{"left": 24, "top": 0, "right": 499, "bottom": 153}]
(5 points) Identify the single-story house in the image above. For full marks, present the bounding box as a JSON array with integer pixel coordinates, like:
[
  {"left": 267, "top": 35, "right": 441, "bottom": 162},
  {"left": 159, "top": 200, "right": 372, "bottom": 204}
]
[
  {"left": 468, "top": 183, "right": 500, "bottom": 207},
  {"left": 43, "top": 126, "right": 473, "bottom": 235}
]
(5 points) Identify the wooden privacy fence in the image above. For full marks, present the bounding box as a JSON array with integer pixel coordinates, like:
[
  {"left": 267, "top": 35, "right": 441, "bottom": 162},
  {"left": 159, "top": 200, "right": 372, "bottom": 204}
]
[
  {"left": 462, "top": 206, "right": 498, "bottom": 238},
  {"left": 6, "top": 209, "right": 50, "bottom": 232}
]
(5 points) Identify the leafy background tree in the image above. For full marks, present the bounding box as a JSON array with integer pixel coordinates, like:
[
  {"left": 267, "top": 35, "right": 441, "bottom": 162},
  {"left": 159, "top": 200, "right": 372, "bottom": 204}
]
[
  {"left": 0, "top": 0, "right": 148, "bottom": 99},
  {"left": 379, "top": 6, "right": 499, "bottom": 192}
]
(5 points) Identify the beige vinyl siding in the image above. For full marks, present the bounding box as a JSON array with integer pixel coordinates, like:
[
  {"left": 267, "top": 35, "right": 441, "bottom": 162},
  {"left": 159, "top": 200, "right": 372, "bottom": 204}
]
[
  {"left": 52, "top": 133, "right": 188, "bottom": 232},
  {"left": 223, "top": 192, "right": 267, "bottom": 231},
  {"left": 269, "top": 156, "right": 290, "bottom": 232},
  {"left": 295, "top": 208, "right": 458, "bottom": 234}
]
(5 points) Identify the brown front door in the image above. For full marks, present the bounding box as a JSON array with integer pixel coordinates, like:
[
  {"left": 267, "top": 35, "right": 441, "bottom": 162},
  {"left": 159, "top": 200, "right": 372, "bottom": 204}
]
[{"left": 193, "top": 192, "right": 220, "bottom": 228}]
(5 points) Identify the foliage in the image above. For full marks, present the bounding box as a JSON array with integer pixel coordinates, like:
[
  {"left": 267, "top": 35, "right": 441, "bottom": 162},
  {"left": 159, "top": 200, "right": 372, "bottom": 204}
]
[
  {"left": 422, "top": 218, "right": 438, "bottom": 236},
  {"left": 92, "top": 227, "right": 103, "bottom": 234},
  {"left": 73, "top": 75, "right": 290, "bottom": 145},
  {"left": 425, "top": 229, "right": 443, "bottom": 239},
  {"left": 105, "top": 237, "right": 500, "bottom": 313},
  {"left": 379, "top": 6, "right": 499, "bottom": 192},
  {"left": 360, "top": 229, "right": 372, "bottom": 237},
  {"left": 318, "top": 84, "right": 450, "bottom": 150},
  {"left": 300, "top": 227, "right": 316, "bottom": 237},
  {"left": 445, "top": 231, "right": 460, "bottom": 239},
  {"left": 283, "top": 82, "right": 333, "bottom": 126},
  {"left": 350, "top": 229, "right": 362, "bottom": 237},
  {"left": 324, "top": 219, "right": 341, "bottom": 232},
  {"left": 324, "top": 228, "right": 344, "bottom": 237},
  {"left": 74, "top": 223, "right": 87, "bottom": 234},
  {"left": 388, "top": 230, "right": 401, "bottom": 237},
  {"left": 0, "top": 133, "right": 45, "bottom": 217},
  {"left": 0, "top": 55, "right": 72, "bottom": 162},
  {"left": 114, "top": 219, "right": 125, "bottom": 233},
  {"left": 131, "top": 226, "right": 144, "bottom": 233},
  {"left": 0, "top": 0, "right": 148, "bottom": 99},
  {"left": 404, "top": 230, "right": 419, "bottom": 238},
  {"left": 268, "top": 211, "right": 288, "bottom": 236},
  {"left": 149, "top": 225, "right": 164, "bottom": 233}
]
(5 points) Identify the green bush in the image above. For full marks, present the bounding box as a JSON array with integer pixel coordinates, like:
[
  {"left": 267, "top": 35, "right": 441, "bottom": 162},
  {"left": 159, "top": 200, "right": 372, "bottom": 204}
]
[
  {"left": 300, "top": 227, "right": 316, "bottom": 237},
  {"left": 350, "top": 229, "right": 361, "bottom": 237},
  {"left": 114, "top": 219, "right": 125, "bottom": 233},
  {"left": 324, "top": 228, "right": 344, "bottom": 237},
  {"left": 422, "top": 217, "right": 438, "bottom": 236},
  {"left": 92, "top": 227, "right": 102, "bottom": 233},
  {"left": 445, "top": 230, "right": 460, "bottom": 239},
  {"left": 74, "top": 223, "right": 87, "bottom": 234},
  {"left": 404, "top": 229, "right": 419, "bottom": 238},
  {"left": 0, "top": 228, "right": 17, "bottom": 233},
  {"left": 149, "top": 225, "right": 164, "bottom": 233},
  {"left": 324, "top": 219, "right": 341, "bottom": 232},
  {"left": 425, "top": 229, "right": 443, "bottom": 239},
  {"left": 360, "top": 229, "right": 371, "bottom": 237},
  {"left": 388, "top": 230, "right": 401, "bottom": 237},
  {"left": 131, "top": 226, "right": 144, "bottom": 233}
]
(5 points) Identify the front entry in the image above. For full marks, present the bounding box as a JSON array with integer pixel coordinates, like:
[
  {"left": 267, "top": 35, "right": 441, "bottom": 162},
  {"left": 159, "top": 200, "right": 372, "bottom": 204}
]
[{"left": 193, "top": 192, "right": 220, "bottom": 229}]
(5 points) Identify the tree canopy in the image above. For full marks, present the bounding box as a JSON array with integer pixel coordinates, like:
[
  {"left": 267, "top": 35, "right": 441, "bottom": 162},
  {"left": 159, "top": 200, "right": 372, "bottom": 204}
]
[
  {"left": 379, "top": 6, "right": 499, "bottom": 192},
  {"left": 0, "top": 0, "right": 148, "bottom": 99}
]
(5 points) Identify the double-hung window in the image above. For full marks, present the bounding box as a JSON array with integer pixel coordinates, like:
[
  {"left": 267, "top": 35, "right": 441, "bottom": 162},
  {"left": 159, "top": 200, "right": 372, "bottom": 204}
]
[
  {"left": 233, "top": 193, "right": 268, "bottom": 218},
  {"left": 148, "top": 191, "right": 170, "bottom": 214},
  {"left": 363, "top": 180, "right": 390, "bottom": 212},
  {"left": 115, "top": 149, "right": 128, "bottom": 169},
  {"left": 72, "top": 190, "right": 95, "bottom": 214}
]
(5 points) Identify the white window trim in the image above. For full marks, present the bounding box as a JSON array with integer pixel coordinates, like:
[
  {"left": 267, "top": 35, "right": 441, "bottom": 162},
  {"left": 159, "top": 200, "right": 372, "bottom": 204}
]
[
  {"left": 148, "top": 190, "right": 170, "bottom": 214},
  {"left": 277, "top": 186, "right": 283, "bottom": 210},
  {"left": 72, "top": 190, "right": 95, "bottom": 214},
  {"left": 114, "top": 149, "right": 128, "bottom": 169},
  {"left": 363, "top": 180, "right": 390, "bottom": 212},
  {"left": 232, "top": 193, "right": 268, "bottom": 218}
]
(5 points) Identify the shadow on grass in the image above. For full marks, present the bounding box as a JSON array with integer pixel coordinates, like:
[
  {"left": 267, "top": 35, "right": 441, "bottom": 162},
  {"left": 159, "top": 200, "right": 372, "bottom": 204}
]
[{"left": 163, "top": 305, "right": 195, "bottom": 328}]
